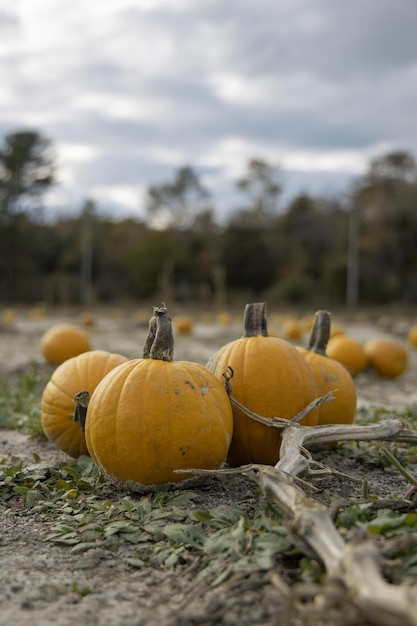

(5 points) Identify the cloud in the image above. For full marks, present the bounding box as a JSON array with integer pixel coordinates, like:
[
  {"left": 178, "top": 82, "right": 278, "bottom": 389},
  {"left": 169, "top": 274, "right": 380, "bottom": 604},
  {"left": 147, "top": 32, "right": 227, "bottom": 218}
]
[{"left": 2, "top": 0, "right": 417, "bottom": 220}]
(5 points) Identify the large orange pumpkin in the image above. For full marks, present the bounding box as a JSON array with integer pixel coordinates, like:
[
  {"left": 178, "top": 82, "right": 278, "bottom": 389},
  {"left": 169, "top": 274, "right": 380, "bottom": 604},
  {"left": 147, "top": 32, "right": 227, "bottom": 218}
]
[
  {"left": 41, "top": 350, "right": 128, "bottom": 457},
  {"left": 85, "top": 305, "right": 233, "bottom": 486},
  {"left": 297, "top": 310, "right": 357, "bottom": 425},
  {"left": 206, "top": 302, "right": 319, "bottom": 467},
  {"left": 40, "top": 323, "right": 92, "bottom": 365}
]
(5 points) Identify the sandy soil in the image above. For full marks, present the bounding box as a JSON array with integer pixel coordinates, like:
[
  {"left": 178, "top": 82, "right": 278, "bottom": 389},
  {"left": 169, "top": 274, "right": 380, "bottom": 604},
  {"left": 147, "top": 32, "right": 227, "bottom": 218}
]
[{"left": 1, "top": 308, "right": 417, "bottom": 626}]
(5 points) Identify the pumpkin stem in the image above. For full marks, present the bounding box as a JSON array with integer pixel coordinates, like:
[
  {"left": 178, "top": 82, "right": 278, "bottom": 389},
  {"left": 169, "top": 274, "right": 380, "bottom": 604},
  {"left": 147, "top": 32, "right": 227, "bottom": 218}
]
[
  {"left": 223, "top": 365, "right": 234, "bottom": 396},
  {"left": 73, "top": 390, "right": 90, "bottom": 431},
  {"left": 243, "top": 302, "right": 268, "bottom": 337},
  {"left": 143, "top": 304, "right": 174, "bottom": 362},
  {"left": 307, "top": 310, "right": 331, "bottom": 355}
]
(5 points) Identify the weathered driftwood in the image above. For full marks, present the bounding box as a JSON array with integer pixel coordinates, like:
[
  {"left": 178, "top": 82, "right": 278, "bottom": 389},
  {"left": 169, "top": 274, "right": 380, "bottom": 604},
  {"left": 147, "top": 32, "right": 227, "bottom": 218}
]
[
  {"left": 234, "top": 397, "right": 417, "bottom": 626},
  {"left": 181, "top": 391, "right": 417, "bottom": 626},
  {"left": 227, "top": 387, "right": 417, "bottom": 477}
]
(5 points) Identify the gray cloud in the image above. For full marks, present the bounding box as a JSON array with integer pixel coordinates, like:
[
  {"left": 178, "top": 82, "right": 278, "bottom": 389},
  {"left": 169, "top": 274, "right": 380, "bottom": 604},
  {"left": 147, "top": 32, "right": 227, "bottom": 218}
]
[{"left": 2, "top": 0, "right": 417, "bottom": 220}]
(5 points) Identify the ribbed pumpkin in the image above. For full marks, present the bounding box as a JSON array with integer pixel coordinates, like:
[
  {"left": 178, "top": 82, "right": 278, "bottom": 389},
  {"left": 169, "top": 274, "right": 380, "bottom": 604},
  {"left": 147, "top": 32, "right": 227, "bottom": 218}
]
[
  {"left": 326, "top": 334, "right": 368, "bottom": 376},
  {"left": 40, "top": 323, "right": 92, "bottom": 365},
  {"left": 363, "top": 335, "right": 408, "bottom": 378},
  {"left": 206, "top": 302, "right": 319, "bottom": 467},
  {"left": 85, "top": 305, "right": 233, "bottom": 486},
  {"left": 297, "top": 310, "right": 357, "bottom": 425},
  {"left": 41, "top": 350, "right": 128, "bottom": 457}
]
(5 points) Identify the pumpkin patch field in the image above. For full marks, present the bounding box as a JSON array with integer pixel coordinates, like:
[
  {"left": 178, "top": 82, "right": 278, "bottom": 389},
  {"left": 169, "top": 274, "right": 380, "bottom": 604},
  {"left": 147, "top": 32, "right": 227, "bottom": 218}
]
[{"left": 2, "top": 305, "right": 417, "bottom": 626}]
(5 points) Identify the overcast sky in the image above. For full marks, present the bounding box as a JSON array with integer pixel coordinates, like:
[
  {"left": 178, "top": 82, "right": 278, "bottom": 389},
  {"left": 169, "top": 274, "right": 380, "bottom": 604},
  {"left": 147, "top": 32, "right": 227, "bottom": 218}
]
[{"left": 1, "top": 0, "right": 417, "bottom": 221}]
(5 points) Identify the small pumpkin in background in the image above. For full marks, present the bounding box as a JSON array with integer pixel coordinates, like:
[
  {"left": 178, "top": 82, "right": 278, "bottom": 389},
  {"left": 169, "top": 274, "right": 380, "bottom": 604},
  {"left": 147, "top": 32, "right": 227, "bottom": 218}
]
[
  {"left": 28, "top": 306, "right": 47, "bottom": 321},
  {"left": 217, "top": 312, "right": 233, "bottom": 326},
  {"left": 78, "top": 311, "right": 96, "bottom": 327},
  {"left": 85, "top": 305, "right": 233, "bottom": 486},
  {"left": 41, "top": 350, "right": 129, "bottom": 457},
  {"left": 326, "top": 334, "right": 367, "bottom": 376},
  {"left": 407, "top": 324, "right": 417, "bottom": 348},
  {"left": 2, "top": 308, "right": 16, "bottom": 325},
  {"left": 329, "top": 323, "right": 345, "bottom": 338},
  {"left": 41, "top": 323, "right": 92, "bottom": 365},
  {"left": 363, "top": 335, "right": 408, "bottom": 378},
  {"left": 297, "top": 310, "right": 357, "bottom": 425},
  {"left": 174, "top": 315, "right": 194, "bottom": 334},
  {"left": 206, "top": 302, "right": 319, "bottom": 467},
  {"left": 281, "top": 317, "right": 303, "bottom": 340}
]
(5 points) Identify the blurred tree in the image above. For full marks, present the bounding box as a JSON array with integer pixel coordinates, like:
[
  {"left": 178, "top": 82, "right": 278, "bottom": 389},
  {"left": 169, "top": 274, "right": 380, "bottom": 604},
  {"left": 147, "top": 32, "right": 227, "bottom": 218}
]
[
  {"left": 279, "top": 194, "right": 337, "bottom": 279},
  {"left": 0, "top": 130, "right": 55, "bottom": 219},
  {"left": 367, "top": 150, "right": 417, "bottom": 185},
  {"left": 192, "top": 209, "right": 226, "bottom": 306},
  {"left": 352, "top": 150, "right": 417, "bottom": 302},
  {"left": 80, "top": 199, "right": 95, "bottom": 307},
  {"left": 269, "top": 194, "right": 345, "bottom": 304},
  {"left": 222, "top": 210, "right": 276, "bottom": 295},
  {"left": 0, "top": 130, "right": 56, "bottom": 301},
  {"left": 127, "top": 229, "right": 189, "bottom": 300},
  {"left": 93, "top": 217, "right": 147, "bottom": 303},
  {"left": 219, "top": 159, "right": 283, "bottom": 298},
  {"left": 145, "top": 165, "right": 212, "bottom": 229},
  {"left": 236, "top": 158, "right": 282, "bottom": 220}
]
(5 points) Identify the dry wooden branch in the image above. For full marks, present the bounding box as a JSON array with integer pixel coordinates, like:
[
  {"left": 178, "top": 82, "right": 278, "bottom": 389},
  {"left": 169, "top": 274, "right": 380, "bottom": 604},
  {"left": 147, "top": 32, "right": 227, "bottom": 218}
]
[
  {"left": 179, "top": 394, "right": 417, "bottom": 625},
  {"left": 250, "top": 408, "right": 417, "bottom": 626}
]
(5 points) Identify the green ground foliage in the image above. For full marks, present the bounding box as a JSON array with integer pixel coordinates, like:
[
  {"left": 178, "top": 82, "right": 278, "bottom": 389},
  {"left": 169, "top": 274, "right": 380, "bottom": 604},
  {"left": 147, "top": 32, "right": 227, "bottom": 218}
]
[{"left": 2, "top": 376, "right": 417, "bottom": 587}]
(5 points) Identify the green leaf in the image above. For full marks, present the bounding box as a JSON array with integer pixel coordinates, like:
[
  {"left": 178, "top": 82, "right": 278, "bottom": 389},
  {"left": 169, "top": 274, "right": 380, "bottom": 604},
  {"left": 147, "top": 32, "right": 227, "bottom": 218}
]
[
  {"left": 366, "top": 511, "right": 417, "bottom": 536},
  {"left": 24, "top": 489, "right": 44, "bottom": 509},
  {"left": 163, "top": 523, "right": 205, "bottom": 548},
  {"left": 125, "top": 557, "right": 145, "bottom": 569},
  {"left": 192, "top": 510, "right": 213, "bottom": 523},
  {"left": 167, "top": 491, "right": 200, "bottom": 506}
]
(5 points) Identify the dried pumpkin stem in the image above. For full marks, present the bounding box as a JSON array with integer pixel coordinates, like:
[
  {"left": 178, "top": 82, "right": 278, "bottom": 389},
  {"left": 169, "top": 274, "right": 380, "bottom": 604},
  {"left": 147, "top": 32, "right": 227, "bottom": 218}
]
[
  {"left": 243, "top": 302, "right": 268, "bottom": 337},
  {"left": 72, "top": 390, "right": 90, "bottom": 431},
  {"left": 307, "top": 309, "right": 331, "bottom": 354},
  {"left": 143, "top": 304, "right": 174, "bottom": 362}
]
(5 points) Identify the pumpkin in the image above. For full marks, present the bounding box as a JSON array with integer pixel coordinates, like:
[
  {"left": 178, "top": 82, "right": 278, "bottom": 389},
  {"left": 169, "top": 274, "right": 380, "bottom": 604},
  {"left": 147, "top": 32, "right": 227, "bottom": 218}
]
[
  {"left": 297, "top": 310, "right": 357, "bottom": 425},
  {"left": 329, "top": 323, "right": 345, "bottom": 338},
  {"left": 407, "top": 324, "right": 417, "bottom": 348},
  {"left": 363, "top": 335, "right": 408, "bottom": 378},
  {"left": 85, "top": 305, "right": 233, "bottom": 486},
  {"left": 40, "top": 323, "right": 92, "bottom": 365},
  {"left": 28, "top": 306, "right": 47, "bottom": 321},
  {"left": 174, "top": 315, "right": 194, "bottom": 334},
  {"left": 217, "top": 312, "right": 233, "bottom": 326},
  {"left": 206, "top": 302, "right": 319, "bottom": 467},
  {"left": 41, "top": 350, "right": 129, "bottom": 457},
  {"left": 326, "top": 334, "right": 367, "bottom": 376},
  {"left": 2, "top": 308, "right": 16, "bottom": 325},
  {"left": 282, "top": 318, "right": 302, "bottom": 340},
  {"left": 78, "top": 311, "right": 96, "bottom": 327}
]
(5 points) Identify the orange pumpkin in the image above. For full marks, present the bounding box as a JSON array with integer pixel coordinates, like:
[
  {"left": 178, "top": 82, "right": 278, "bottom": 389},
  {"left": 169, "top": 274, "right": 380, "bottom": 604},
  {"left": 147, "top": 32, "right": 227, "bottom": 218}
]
[
  {"left": 206, "top": 302, "right": 319, "bottom": 467},
  {"left": 40, "top": 323, "right": 92, "bottom": 365},
  {"left": 85, "top": 305, "right": 233, "bottom": 486},
  {"left": 364, "top": 335, "right": 408, "bottom": 378},
  {"left": 407, "top": 324, "right": 417, "bottom": 348},
  {"left": 174, "top": 315, "right": 194, "bottom": 334},
  {"left": 297, "top": 310, "right": 357, "bottom": 425},
  {"left": 326, "top": 334, "right": 368, "bottom": 376},
  {"left": 41, "top": 350, "right": 129, "bottom": 457},
  {"left": 282, "top": 318, "right": 303, "bottom": 340}
]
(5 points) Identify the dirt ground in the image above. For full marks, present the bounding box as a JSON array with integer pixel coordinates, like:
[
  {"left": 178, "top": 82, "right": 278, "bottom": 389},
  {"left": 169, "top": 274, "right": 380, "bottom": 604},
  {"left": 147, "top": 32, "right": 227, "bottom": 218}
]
[{"left": 1, "top": 307, "right": 417, "bottom": 626}]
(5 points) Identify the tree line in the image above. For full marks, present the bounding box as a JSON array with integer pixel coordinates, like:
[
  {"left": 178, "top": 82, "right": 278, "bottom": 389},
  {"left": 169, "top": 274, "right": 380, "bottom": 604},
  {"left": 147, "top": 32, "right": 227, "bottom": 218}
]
[{"left": 1, "top": 130, "right": 417, "bottom": 308}]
